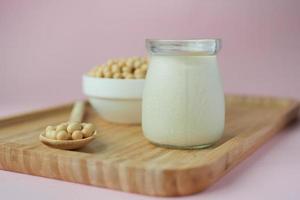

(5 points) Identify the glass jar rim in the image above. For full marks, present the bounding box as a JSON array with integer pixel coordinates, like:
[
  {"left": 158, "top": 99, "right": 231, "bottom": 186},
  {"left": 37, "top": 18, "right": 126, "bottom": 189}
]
[{"left": 146, "top": 39, "right": 221, "bottom": 56}]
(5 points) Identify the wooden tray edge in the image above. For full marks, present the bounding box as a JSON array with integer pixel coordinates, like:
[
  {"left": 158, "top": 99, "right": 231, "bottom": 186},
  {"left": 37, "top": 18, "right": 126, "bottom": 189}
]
[
  {"left": 0, "top": 102, "right": 76, "bottom": 126},
  {"left": 0, "top": 96, "right": 299, "bottom": 196},
  {"left": 0, "top": 95, "right": 297, "bottom": 125}
]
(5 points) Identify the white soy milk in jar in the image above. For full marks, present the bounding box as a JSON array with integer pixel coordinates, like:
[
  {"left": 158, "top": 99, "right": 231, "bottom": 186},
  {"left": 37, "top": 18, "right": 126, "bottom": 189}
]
[{"left": 142, "top": 39, "right": 225, "bottom": 149}]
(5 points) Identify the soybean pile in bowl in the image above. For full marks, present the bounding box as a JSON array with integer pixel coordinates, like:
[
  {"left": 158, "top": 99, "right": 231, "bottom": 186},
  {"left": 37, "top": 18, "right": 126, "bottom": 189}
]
[{"left": 82, "top": 57, "right": 148, "bottom": 124}]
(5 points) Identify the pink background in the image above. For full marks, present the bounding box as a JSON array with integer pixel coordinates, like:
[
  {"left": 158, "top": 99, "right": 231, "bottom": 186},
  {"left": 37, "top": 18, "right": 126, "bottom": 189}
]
[{"left": 1, "top": 0, "right": 300, "bottom": 199}]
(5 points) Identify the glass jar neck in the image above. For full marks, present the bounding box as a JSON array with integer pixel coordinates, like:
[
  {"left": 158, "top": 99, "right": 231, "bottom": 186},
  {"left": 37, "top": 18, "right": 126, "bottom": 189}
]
[{"left": 146, "top": 39, "right": 221, "bottom": 56}]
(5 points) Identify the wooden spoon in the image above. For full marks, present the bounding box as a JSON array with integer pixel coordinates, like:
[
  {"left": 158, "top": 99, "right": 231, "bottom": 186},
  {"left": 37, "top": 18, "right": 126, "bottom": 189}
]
[{"left": 39, "top": 101, "right": 97, "bottom": 150}]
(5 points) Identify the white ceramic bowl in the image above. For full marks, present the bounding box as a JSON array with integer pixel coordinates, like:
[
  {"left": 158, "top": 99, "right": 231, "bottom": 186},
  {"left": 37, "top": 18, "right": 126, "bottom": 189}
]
[{"left": 82, "top": 75, "right": 145, "bottom": 124}]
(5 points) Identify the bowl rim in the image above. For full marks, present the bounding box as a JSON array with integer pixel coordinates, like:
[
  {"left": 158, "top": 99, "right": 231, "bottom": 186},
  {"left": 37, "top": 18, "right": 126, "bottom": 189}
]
[{"left": 82, "top": 75, "right": 145, "bottom": 99}]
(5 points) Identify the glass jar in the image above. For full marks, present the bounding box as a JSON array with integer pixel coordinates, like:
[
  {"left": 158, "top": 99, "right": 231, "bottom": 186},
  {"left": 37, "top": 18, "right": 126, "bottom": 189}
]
[{"left": 142, "top": 39, "right": 225, "bottom": 149}]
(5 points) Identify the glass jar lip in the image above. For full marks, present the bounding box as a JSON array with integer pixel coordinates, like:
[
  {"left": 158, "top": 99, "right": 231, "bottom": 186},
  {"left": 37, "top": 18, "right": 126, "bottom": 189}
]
[{"left": 146, "top": 39, "right": 221, "bottom": 56}]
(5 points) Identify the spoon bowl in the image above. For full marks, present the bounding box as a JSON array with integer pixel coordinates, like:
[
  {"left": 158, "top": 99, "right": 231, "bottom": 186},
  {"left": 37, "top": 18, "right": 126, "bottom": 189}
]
[
  {"left": 39, "top": 101, "right": 98, "bottom": 150},
  {"left": 40, "top": 131, "right": 97, "bottom": 150}
]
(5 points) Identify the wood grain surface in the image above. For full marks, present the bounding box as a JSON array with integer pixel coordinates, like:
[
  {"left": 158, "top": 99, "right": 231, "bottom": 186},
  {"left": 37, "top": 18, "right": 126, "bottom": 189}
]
[{"left": 0, "top": 95, "right": 299, "bottom": 196}]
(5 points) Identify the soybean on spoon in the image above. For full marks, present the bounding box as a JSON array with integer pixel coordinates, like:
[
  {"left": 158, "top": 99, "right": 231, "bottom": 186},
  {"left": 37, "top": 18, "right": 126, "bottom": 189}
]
[{"left": 39, "top": 101, "right": 97, "bottom": 150}]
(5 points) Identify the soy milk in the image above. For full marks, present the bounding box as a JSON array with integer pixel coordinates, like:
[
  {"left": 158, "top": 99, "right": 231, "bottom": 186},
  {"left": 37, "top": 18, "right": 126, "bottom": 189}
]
[{"left": 142, "top": 39, "right": 224, "bottom": 149}]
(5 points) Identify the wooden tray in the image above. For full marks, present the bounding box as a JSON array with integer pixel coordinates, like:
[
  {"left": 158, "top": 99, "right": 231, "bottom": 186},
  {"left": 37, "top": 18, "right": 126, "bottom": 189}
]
[{"left": 0, "top": 95, "right": 299, "bottom": 196}]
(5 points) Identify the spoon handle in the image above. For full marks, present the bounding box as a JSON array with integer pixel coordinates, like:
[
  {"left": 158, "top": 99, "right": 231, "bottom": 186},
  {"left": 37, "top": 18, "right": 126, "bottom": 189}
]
[{"left": 69, "top": 101, "right": 86, "bottom": 122}]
